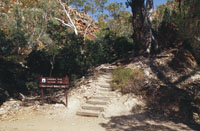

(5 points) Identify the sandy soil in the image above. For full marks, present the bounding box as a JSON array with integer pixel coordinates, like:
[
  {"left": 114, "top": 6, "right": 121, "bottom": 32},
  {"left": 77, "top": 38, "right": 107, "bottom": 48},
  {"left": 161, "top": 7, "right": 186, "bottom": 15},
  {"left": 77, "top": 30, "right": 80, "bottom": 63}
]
[
  {"left": 0, "top": 103, "right": 194, "bottom": 131},
  {"left": 0, "top": 103, "right": 107, "bottom": 131}
]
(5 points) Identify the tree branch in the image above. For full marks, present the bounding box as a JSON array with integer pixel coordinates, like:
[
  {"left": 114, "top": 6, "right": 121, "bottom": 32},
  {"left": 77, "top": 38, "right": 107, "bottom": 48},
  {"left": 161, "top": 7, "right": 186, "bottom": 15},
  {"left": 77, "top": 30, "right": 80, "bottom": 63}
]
[
  {"left": 83, "top": 20, "right": 92, "bottom": 41},
  {"left": 58, "top": 0, "right": 78, "bottom": 35},
  {"left": 55, "top": 17, "right": 73, "bottom": 28}
]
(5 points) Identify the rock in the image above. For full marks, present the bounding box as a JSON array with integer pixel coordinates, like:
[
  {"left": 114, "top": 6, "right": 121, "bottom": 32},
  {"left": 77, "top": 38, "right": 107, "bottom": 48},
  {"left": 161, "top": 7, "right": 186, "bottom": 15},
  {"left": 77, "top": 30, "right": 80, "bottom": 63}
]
[
  {"left": 144, "top": 69, "right": 150, "bottom": 76},
  {"left": 67, "top": 6, "right": 99, "bottom": 40},
  {"left": 88, "top": 79, "right": 93, "bottom": 83}
]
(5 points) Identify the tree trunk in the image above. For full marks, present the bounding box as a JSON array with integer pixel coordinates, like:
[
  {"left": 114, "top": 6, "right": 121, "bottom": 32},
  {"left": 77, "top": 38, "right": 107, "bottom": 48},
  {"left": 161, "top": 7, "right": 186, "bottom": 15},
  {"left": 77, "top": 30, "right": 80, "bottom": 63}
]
[
  {"left": 56, "top": 0, "right": 78, "bottom": 35},
  {"left": 129, "top": 0, "right": 145, "bottom": 55},
  {"left": 128, "top": 0, "right": 158, "bottom": 56},
  {"left": 49, "top": 54, "right": 56, "bottom": 77},
  {"left": 145, "top": 0, "right": 157, "bottom": 55}
]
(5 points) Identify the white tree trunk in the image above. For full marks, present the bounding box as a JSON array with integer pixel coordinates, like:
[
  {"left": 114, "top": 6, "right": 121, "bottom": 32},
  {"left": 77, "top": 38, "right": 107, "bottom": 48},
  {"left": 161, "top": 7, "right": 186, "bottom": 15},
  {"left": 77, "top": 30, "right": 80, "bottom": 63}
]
[
  {"left": 83, "top": 20, "right": 92, "bottom": 41},
  {"left": 145, "top": 0, "right": 154, "bottom": 54},
  {"left": 57, "top": 0, "right": 78, "bottom": 35}
]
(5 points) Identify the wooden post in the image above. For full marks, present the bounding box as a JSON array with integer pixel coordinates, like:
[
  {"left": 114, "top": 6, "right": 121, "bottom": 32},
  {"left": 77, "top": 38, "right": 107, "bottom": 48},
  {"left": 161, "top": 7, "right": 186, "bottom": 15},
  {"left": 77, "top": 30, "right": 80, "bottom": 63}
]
[
  {"left": 41, "top": 88, "right": 44, "bottom": 105},
  {"left": 65, "top": 76, "right": 69, "bottom": 107},
  {"left": 65, "top": 89, "right": 68, "bottom": 107}
]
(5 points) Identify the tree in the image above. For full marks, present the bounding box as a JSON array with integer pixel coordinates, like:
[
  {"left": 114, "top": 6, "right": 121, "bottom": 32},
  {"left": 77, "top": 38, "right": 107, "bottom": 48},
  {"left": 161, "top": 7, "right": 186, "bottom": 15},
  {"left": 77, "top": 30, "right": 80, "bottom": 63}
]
[
  {"left": 127, "top": 0, "right": 158, "bottom": 56},
  {"left": 106, "top": 2, "right": 132, "bottom": 38},
  {"left": 106, "top": 2, "right": 124, "bottom": 18},
  {"left": 55, "top": 0, "right": 78, "bottom": 35},
  {"left": 95, "top": 0, "right": 107, "bottom": 14},
  {"left": 68, "top": 0, "right": 86, "bottom": 9}
]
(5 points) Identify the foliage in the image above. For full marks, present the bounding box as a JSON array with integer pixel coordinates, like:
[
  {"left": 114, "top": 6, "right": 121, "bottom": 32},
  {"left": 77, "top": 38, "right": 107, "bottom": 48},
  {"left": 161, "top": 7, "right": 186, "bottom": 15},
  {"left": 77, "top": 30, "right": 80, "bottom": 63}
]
[
  {"left": 96, "top": 28, "right": 133, "bottom": 62},
  {"left": 0, "top": 29, "right": 11, "bottom": 56},
  {"left": 157, "top": 22, "right": 180, "bottom": 49},
  {"left": 111, "top": 68, "right": 145, "bottom": 94},
  {"left": 26, "top": 21, "right": 133, "bottom": 79},
  {"left": 26, "top": 21, "right": 85, "bottom": 78},
  {"left": 126, "top": 0, "right": 158, "bottom": 55},
  {"left": 0, "top": 0, "right": 132, "bottom": 105},
  {"left": 84, "top": 40, "right": 104, "bottom": 67},
  {"left": 0, "top": 59, "right": 28, "bottom": 103},
  {"left": 153, "top": 0, "right": 200, "bottom": 58},
  {"left": 26, "top": 50, "right": 51, "bottom": 76}
]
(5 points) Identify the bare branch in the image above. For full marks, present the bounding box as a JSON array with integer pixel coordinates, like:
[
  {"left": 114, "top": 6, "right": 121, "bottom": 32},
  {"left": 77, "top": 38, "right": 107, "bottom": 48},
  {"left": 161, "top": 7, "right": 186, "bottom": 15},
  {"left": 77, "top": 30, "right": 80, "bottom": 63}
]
[
  {"left": 58, "top": 0, "right": 78, "bottom": 35},
  {"left": 55, "top": 17, "right": 73, "bottom": 28},
  {"left": 83, "top": 20, "right": 92, "bottom": 41}
]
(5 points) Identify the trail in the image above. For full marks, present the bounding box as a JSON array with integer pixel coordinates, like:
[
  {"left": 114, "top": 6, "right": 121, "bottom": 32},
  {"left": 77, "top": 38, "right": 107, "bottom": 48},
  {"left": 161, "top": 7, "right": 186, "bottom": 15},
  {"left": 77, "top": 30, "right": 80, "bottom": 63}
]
[{"left": 0, "top": 64, "right": 194, "bottom": 131}]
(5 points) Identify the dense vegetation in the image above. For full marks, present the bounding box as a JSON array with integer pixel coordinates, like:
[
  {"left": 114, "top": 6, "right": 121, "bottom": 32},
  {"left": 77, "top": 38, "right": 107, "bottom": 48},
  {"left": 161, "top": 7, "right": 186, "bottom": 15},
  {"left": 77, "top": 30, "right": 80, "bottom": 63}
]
[
  {"left": 153, "top": 0, "right": 200, "bottom": 61},
  {"left": 0, "top": 0, "right": 133, "bottom": 103}
]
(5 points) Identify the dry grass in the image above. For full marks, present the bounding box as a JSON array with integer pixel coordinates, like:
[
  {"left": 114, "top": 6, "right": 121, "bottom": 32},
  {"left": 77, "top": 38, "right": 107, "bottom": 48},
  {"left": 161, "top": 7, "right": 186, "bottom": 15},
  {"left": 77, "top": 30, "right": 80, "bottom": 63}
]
[{"left": 111, "top": 67, "right": 145, "bottom": 94}]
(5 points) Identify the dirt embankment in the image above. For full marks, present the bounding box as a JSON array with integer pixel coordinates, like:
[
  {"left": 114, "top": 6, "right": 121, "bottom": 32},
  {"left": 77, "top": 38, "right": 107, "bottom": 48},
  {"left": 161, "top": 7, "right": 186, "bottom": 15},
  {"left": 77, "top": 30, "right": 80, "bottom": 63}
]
[{"left": 0, "top": 52, "right": 199, "bottom": 130}]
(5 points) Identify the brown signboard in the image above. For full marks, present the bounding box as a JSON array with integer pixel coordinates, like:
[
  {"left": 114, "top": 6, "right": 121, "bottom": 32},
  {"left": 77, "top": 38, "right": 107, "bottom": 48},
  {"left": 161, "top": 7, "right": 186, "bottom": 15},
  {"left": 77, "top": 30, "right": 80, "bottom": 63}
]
[
  {"left": 38, "top": 76, "right": 70, "bottom": 107},
  {"left": 38, "top": 77, "right": 69, "bottom": 88}
]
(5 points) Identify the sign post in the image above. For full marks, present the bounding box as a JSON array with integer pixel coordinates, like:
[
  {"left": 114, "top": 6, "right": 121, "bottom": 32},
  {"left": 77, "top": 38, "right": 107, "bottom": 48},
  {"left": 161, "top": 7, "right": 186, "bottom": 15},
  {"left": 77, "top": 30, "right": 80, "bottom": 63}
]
[{"left": 38, "top": 76, "right": 70, "bottom": 107}]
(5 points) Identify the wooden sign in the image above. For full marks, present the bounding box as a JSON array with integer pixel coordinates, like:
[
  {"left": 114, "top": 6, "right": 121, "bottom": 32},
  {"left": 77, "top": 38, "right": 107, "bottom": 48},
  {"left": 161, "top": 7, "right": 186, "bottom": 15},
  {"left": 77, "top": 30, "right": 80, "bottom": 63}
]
[
  {"left": 38, "top": 76, "right": 70, "bottom": 107},
  {"left": 38, "top": 77, "right": 69, "bottom": 88}
]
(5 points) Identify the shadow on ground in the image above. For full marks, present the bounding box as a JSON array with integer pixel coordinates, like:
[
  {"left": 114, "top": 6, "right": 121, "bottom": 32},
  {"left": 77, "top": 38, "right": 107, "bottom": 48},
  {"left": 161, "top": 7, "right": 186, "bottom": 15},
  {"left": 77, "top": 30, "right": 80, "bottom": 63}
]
[
  {"left": 100, "top": 112, "right": 199, "bottom": 131},
  {"left": 100, "top": 53, "right": 200, "bottom": 131}
]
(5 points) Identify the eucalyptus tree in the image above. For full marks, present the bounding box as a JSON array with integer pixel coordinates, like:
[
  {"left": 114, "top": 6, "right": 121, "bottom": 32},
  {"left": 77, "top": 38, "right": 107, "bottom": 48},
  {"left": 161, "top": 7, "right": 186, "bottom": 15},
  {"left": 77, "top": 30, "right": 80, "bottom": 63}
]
[
  {"left": 55, "top": 0, "right": 78, "bottom": 35},
  {"left": 94, "top": 0, "right": 107, "bottom": 14},
  {"left": 106, "top": 2, "right": 124, "bottom": 18},
  {"left": 0, "top": 0, "right": 63, "bottom": 68},
  {"left": 106, "top": 2, "right": 132, "bottom": 37},
  {"left": 84, "top": 1, "right": 95, "bottom": 14},
  {"left": 68, "top": 0, "right": 86, "bottom": 9},
  {"left": 127, "top": 0, "right": 158, "bottom": 56}
]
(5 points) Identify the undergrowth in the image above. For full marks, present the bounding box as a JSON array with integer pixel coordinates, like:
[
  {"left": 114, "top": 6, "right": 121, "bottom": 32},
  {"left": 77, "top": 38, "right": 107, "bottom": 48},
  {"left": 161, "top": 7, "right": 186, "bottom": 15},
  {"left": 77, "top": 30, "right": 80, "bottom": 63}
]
[{"left": 111, "top": 67, "right": 145, "bottom": 94}]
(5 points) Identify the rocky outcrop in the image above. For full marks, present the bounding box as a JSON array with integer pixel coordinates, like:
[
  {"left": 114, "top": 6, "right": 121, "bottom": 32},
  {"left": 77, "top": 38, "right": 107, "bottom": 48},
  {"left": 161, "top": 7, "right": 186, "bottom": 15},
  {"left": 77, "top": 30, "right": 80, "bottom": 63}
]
[{"left": 67, "top": 6, "right": 99, "bottom": 40}]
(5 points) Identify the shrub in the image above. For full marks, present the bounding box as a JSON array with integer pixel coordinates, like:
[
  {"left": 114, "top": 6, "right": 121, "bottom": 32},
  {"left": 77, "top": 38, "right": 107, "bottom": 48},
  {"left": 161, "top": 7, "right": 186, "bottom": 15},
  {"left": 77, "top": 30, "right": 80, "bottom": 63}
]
[
  {"left": 96, "top": 28, "right": 134, "bottom": 63},
  {"left": 111, "top": 68, "right": 145, "bottom": 94},
  {"left": 26, "top": 50, "right": 51, "bottom": 76},
  {"left": 0, "top": 58, "right": 28, "bottom": 104}
]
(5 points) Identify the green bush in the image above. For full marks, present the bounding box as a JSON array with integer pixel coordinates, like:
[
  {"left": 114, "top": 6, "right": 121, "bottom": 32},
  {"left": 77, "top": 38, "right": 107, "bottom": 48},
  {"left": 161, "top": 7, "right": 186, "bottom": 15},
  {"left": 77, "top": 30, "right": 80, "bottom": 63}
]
[
  {"left": 84, "top": 40, "right": 105, "bottom": 67},
  {"left": 96, "top": 28, "right": 133, "bottom": 62},
  {"left": 26, "top": 50, "right": 51, "bottom": 76},
  {"left": 111, "top": 68, "right": 145, "bottom": 94},
  {"left": 0, "top": 58, "right": 28, "bottom": 104}
]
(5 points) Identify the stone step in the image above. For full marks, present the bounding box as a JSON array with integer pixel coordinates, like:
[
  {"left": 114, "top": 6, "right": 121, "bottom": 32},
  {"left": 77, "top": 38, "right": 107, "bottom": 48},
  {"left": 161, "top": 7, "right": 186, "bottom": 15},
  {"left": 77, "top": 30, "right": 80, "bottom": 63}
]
[
  {"left": 98, "top": 77, "right": 112, "bottom": 81},
  {"left": 90, "top": 96, "right": 110, "bottom": 101},
  {"left": 76, "top": 110, "right": 99, "bottom": 117},
  {"left": 102, "top": 77, "right": 112, "bottom": 80},
  {"left": 98, "top": 83, "right": 110, "bottom": 88},
  {"left": 105, "top": 79, "right": 112, "bottom": 82},
  {"left": 86, "top": 100, "right": 107, "bottom": 105},
  {"left": 94, "top": 92, "right": 115, "bottom": 97},
  {"left": 101, "top": 75, "right": 112, "bottom": 78},
  {"left": 81, "top": 105, "right": 105, "bottom": 112},
  {"left": 97, "top": 86, "right": 110, "bottom": 89},
  {"left": 95, "top": 90, "right": 114, "bottom": 94},
  {"left": 97, "top": 88, "right": 112, "bottom": 92},
  {"left": 89, "top": 98, "right": 109, "bottom": 102}
]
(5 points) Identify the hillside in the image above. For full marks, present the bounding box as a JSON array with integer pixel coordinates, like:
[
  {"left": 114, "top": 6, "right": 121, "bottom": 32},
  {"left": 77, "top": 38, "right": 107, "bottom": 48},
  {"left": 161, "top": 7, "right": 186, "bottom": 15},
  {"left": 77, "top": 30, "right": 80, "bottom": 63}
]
[{"left": 0, "top": 50, "right": 200, "bottom": 130}]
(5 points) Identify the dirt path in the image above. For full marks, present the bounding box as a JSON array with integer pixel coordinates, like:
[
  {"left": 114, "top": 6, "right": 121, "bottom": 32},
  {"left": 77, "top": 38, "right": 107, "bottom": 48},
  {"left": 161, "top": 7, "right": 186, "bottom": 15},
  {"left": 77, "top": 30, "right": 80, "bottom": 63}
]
[
  {"left": 0, "top": 106, "right": 106, "bottom": 131},
  {"left": 0, "top": 64, "right": 196, "bottom": 131}
]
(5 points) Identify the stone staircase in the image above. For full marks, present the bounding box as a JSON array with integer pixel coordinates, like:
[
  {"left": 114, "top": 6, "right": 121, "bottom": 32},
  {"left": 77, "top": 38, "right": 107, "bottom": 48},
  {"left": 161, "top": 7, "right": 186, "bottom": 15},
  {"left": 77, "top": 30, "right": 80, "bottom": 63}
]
[{"left": 76, "top": 73, "right": 114, "bottom": 117}]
